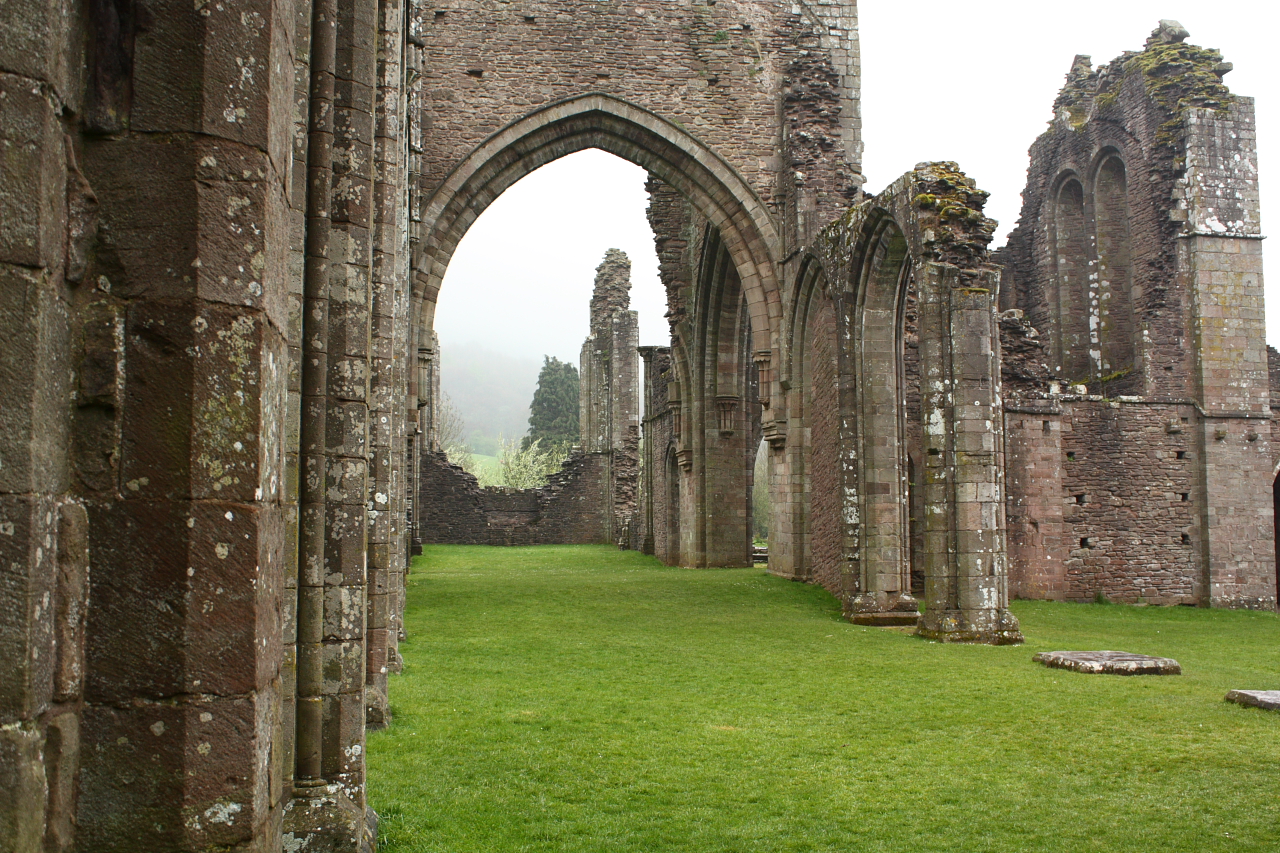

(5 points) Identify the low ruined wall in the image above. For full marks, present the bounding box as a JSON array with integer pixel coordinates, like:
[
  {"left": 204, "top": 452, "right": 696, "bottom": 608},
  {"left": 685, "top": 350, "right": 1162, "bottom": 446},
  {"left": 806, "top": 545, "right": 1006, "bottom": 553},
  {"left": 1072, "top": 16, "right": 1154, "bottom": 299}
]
[
  {"left": 417, "top": 451, "right": 611, "bottom": 546},
  {"left": 1005, "top": 399, "right": 1200, "bottom": 605}
]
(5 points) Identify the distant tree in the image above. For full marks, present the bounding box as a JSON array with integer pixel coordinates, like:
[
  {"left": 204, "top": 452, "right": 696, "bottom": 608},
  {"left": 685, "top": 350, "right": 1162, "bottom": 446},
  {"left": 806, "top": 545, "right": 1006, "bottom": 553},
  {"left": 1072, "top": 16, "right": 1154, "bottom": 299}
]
[
  {"left": 492, "top": 438, "right": 565, "bottom": 489},
  {"left": 435, "top": 393, "right": 475, "bottom": 472},
  {"left": 523, "top": 356, "right": 580, "bottom": 451}
]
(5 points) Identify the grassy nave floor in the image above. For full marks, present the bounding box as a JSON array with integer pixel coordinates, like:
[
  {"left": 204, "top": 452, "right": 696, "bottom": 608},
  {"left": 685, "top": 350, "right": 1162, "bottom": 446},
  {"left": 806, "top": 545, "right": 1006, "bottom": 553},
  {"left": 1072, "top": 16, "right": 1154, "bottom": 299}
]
[{"left": 368, "top": 545, "right": 1280, "bottom": 852}]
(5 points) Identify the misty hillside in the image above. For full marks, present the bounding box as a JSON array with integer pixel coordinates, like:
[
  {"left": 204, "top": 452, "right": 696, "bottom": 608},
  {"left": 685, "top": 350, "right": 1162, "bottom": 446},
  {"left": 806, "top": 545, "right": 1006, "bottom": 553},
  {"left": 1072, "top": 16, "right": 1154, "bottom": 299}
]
[{"left": 440, "top": 341, "right": 542, "bottom": 456}]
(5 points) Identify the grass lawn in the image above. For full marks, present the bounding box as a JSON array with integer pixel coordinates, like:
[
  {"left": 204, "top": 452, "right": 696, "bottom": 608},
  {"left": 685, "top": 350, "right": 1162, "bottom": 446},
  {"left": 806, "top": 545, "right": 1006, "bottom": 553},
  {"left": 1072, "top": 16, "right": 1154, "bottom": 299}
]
[{"left": 368, "top": 545, "right": 1280, "bottom": 852}]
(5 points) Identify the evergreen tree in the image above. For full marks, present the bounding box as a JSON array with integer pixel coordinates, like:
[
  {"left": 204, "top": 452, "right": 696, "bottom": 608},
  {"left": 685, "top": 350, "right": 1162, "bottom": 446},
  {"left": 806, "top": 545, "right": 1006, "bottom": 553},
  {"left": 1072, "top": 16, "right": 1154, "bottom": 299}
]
[{"left": 524, "top": 356, "right": 580, "bottom": 451}]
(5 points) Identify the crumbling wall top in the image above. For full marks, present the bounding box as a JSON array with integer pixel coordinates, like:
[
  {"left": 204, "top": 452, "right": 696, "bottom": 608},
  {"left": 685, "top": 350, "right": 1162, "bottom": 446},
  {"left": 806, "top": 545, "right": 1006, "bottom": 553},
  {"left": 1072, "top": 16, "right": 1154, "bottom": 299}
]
[
  {"left": 1050, "top": 21, "right": 1235, "bottom": 135},
  {"left": 591, "top": 248, "right": 632, "bottom": 320}
]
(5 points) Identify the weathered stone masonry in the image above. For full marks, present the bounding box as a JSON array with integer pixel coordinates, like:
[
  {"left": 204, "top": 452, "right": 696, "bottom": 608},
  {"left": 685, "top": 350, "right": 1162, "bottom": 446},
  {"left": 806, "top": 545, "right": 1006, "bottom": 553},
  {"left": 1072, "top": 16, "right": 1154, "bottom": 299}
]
[
  {"left": 0, "top": 5, "right": 1270, "bottom": 853},
  {"left": 997, "top": 22, "right": 1273, "bottom": 609},
  {"left": 416, "top": 248, "right": 640, "bottom": 549}
]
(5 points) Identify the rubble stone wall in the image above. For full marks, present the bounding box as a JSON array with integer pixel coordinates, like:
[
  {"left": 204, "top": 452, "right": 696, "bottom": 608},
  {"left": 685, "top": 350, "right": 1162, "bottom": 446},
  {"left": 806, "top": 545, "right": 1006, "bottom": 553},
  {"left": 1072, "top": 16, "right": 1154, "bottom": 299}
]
[{"left": 417, "top": 451, "right": 609, "bottom": 546}]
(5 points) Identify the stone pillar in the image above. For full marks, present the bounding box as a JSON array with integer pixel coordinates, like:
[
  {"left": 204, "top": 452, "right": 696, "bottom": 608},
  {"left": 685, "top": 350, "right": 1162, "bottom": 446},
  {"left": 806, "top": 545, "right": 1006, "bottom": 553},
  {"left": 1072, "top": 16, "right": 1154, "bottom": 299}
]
[
  {"left": 0, "top": 16, "right": 82, "bottom": 844},
  {"left": 578, "top": 249, "right": 640, "bottom": 545},
  {"left": 365, "top": 0, "right": 410, "bottom": 732},
  {"left": 284, "top": 0, "right": 378, "bottom": 847},
  {"left": 1178, "top": 99, "right": 1274, "bottom": 610},
  {"left": 917, "top": 266, "right": 1023, "bottom": 644},
  {"left": 69, "top": 0, "right": 297, "bottom": 847}
]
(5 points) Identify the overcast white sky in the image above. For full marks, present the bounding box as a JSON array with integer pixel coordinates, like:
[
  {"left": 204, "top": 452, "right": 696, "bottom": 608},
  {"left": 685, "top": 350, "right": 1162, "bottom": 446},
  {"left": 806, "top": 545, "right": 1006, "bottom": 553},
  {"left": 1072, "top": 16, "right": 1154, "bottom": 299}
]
[{"left": 437, "top": 3, "right": 1276, "bottom": 364}]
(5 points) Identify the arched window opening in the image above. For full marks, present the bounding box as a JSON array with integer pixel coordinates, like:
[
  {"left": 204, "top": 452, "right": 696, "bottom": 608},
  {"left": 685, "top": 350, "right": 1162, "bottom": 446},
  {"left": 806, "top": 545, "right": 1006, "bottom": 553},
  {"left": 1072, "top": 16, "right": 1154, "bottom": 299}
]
[
  {"left": 1094, "top": 156, "right": 1136, "bottom": 379},
  {"left": 1053, "top": 177, "right": 1091, "bottom": 380}
]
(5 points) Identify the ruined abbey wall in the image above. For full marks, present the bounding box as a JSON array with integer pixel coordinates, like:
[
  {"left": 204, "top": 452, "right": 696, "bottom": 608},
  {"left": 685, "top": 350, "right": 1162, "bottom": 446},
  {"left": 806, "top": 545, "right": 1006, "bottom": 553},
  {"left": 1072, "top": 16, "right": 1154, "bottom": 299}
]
[
  {"left": 1, "top": 5, "right": 1273, "bottom": 852},
  {"left": 417, "top": 451, "right": 611, "bottom": 546},
  {"left": 417, "top": 249, "right": 640, "bottom": 550},
  {"left": 998, "top": 23, "right": 1274, "bottom": 609}
]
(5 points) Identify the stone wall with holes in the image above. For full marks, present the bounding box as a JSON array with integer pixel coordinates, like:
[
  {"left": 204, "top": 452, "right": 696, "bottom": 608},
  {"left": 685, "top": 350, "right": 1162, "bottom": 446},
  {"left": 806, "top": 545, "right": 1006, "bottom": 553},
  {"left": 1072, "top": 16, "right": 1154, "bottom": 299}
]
[
  {"left": 416, "top": 451, "right": 610, "bottom": 546},
  {"left": 997, "top": 22, "right": 1274, "bottom": 610},
  {"left": 1005, "top": 399, "right": 1200, "bottom": 605}
]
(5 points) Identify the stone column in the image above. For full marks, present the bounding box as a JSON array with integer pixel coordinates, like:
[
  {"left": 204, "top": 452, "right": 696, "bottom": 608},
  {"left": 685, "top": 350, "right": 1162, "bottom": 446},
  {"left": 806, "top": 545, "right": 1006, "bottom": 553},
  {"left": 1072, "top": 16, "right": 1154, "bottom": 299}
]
[
  {"left": 70, "top": 1, "right": 297, "bottom": 848},
  {"left": 0, "top": 14, "right": 82, "bottom": 844},
  {"left": 578, "top": 250, "right": 640, "bottom": 545},
  {"left": 365, "top": 0, "right": 409, "bottom": 732},
  {"left": 284, "top": 0, "right": 378, "bottom": 846},
  {"left": 917, "top": 266, "right": 1023, "bottom": 644},
  {"left": 1179, "top": 100, "right": 1274, "bottom": 610}
]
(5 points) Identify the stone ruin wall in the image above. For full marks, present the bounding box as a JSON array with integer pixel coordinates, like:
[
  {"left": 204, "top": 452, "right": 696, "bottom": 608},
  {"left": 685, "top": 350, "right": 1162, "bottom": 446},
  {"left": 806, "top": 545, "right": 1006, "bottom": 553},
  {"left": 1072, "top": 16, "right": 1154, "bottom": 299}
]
[
  {"left": 416, "top": 249, "right": 640, "bottom": 550},
  {"left": 411, "top": 0, "right": 862, "bottom": 251},
  {"left": 2, "top": 4, "right": 1275, "bottom": 852},
  {"left": 997, "top": 23, "right": 1274, "bottom": 608},
  {"left": 417, "top": 451, "right": 611, "bottom": 546}
]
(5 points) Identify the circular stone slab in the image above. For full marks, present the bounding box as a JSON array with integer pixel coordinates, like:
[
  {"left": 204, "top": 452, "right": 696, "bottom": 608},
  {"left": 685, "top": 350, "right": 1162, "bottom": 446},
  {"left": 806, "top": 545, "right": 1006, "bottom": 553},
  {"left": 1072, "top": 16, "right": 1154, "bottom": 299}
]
[
  {"left": 1033, "top": 650, "right": 1181, "bottom": 675},
  {"left": 1225, "top": 690, "right": 1280, "bottom": 711}
]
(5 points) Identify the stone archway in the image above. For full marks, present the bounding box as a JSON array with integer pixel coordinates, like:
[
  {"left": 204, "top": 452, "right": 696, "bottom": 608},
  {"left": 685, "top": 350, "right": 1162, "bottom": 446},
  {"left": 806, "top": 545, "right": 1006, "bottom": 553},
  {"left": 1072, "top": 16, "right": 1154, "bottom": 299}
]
[
  {"left": 410, "top": 93, "right": 782, "bottom": 355},
  {"left": 796, "top": 163, "right": 1023, "bottom": 644},
  {"left": 409, "top": 94, "right": 784, "bottom": 569}
]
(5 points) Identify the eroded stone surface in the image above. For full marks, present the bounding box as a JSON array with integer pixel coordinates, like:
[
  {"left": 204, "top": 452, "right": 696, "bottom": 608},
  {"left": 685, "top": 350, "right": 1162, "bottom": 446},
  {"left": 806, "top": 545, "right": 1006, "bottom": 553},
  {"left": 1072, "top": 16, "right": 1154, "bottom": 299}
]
[
  {"left": 1034, "top": 651, "right": 1182, "bottom": 675},
  {"left": 1225, "top": 690, "right": 1280, "bottom": 711}
]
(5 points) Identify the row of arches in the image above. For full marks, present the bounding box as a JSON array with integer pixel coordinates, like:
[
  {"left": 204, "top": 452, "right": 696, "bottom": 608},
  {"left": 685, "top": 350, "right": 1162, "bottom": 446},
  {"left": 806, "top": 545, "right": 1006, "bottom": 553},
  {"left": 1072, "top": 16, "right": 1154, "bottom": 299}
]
[{"left": 407, "top": 93, "right": 1020, "bottom": 644}]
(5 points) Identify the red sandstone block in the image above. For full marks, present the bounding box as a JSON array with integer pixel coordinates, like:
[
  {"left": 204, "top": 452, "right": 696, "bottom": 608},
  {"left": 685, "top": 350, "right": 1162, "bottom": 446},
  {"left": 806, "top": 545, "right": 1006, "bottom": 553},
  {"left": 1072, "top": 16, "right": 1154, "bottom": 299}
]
[
  {"left": 85, "top": 499, "right": 281, "bottom": 702},
  {"left": 0, "top": 73, "right": 62, "bottom": 269},
  {"left": 78, "top": 695, "right": 271, "bottom": 851},
  {"left": 322, "top": 690, "right": 367, "bottom": 796},
  {"left": 0, "top": 495, "right": 57, "bottom": 723}
]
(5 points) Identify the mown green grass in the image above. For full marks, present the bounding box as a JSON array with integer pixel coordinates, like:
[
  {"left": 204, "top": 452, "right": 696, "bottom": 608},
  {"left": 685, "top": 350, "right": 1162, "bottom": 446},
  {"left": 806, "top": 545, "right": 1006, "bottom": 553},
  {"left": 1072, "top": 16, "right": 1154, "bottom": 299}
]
[{"left": 368, "top": 545, "right": 1280, "bottom": 852}]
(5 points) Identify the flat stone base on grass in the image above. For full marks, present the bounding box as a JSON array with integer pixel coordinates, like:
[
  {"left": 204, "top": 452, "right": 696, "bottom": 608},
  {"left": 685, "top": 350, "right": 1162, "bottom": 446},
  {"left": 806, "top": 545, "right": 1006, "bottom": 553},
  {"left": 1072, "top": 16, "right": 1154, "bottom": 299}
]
[
  {"left": 1033, "top": 650, "right": 1181, "bottom": 675},
  {"left": 1225, "top": 690, "right": 1280, "bottom": 711},
  {"left": 849, "top": 612, "right": 922, "bottom": 627}
]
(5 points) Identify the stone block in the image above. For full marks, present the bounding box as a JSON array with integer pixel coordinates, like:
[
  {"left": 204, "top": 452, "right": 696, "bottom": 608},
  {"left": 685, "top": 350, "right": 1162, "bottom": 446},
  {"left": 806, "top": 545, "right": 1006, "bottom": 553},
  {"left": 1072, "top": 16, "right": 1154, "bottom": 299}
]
[
  {"left": 119, "top": 301, "right": 196, "bottom": 498},
  {"left": 1034, "top": 650, "right": 1181, "bottom": 675},
  {"left": 86, "top": 499, "right": 280, "bottom": 702},
  {"left": 53, "top": 502, "right": 90, "bottom": 703},
  {"left": 43, "top": 710, "right": 79, "bottom": 852},
  {"left": 0, "top": 495, "right": 57, "bottom": 723},
  {"left": 1224, "top": 690, "right": 1280, "bottom": 711},
  {"left": 322, "top": 640, "right": 365, "bottom": 694},
  {"left": 78, "top": 696, "right": 270, "bottom": 851},
  {"left": 79, "top": 138, "right": 199, "bottom": 301},
  {"left": 0, "top": 722, "right": 46, "bottom": 851},
  {"left": 191, "top": 305, "right": 288, "bottom": 503},
  {"left": 321, "top": 689, "right": 366, "bottom": 792},
  {"left": 323, "top": 586, "right": 365, "bottom": 641},
  {"left": 0, "top": 73, "right": 62, "bottom": 268},
  {"left": 0, "top": 264, "right": 72, "bottom": 496}
]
